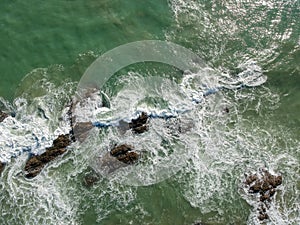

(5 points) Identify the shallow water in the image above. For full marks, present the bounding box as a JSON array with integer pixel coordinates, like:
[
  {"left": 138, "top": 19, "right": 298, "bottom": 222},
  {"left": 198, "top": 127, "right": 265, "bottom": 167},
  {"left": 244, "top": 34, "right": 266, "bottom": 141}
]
[{"left": 0, "top": 1, "right": 299, "bottom": 225}]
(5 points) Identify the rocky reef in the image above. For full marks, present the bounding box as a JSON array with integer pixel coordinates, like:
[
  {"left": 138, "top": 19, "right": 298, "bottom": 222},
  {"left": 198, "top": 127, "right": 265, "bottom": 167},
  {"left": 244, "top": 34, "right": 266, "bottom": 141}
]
[
  {"left": 243, "top": 169, "right": 282, "bottom": 221},
  {"left": 22, "top": 98, "right": 148, "bottom": 179},
  {"left": 24, "top": 134, "right": 71, "bottom": 178}
]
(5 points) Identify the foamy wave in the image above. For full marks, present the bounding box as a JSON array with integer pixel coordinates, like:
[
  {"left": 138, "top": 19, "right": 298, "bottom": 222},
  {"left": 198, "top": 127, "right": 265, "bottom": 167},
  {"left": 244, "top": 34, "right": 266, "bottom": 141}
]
[{"left": 0, "top": 77, "right": 74, "bottom": 163}]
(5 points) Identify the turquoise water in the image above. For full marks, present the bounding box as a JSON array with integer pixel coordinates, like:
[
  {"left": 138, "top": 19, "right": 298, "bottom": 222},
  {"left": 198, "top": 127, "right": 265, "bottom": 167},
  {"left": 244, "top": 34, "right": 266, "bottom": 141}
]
[{"left": 0, "top": 1, "right": 299, "bottom": 225}]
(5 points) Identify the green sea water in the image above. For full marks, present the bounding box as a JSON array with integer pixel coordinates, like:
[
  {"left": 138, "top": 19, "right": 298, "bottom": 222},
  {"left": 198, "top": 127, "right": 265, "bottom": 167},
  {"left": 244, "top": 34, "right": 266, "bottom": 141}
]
[{"left": 0, "top": 1, "right": 299, "bottom": 225}]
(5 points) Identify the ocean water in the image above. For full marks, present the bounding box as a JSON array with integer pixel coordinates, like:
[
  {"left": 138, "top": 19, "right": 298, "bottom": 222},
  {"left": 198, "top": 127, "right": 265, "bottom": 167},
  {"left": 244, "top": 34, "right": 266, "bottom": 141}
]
[{"left": 0, "top": 1, "right": 299, "bottom": 225}]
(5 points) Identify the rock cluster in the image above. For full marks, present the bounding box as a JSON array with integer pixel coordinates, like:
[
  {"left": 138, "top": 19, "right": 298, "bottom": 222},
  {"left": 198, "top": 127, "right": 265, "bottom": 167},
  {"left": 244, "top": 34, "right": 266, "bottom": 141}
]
[
  {"left": 129, "top": 112, "right": 149, "bottom": 134},
  {"left": 24, "top": 134, "right": 71, "bottom": 178},
  {"left": 243, "top": 169, "right": 282, "bottom": 221},
  {"left": 0, "top": 110, "right": 8, "bottom": 122},
  {"left": 110, "top": 144, "right": 139, "bottom": 164},
  {"left": 22, "top": 102, "right": 147, "bottom": 179}
]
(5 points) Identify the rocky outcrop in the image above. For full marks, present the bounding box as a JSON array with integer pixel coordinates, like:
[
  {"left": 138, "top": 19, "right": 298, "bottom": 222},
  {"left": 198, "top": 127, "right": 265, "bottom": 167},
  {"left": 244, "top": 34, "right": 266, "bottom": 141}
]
[
  {"left": 129, "top": 112, "right": 149, "bottom": 134},
  {"left": 0, "top": 110, "right": 8, "bottom": 122},
  {"left": 24, "top": 134, "right": 71, "bottom": 178},
  {"left": 243, "top": 169, "right": 282, "bottom": 221},
  {"left": 0, "top": 162, "right": 5, "bottom": 176},
  {"left": 110, "top": 144, "right": 139, "bottom": 164}
]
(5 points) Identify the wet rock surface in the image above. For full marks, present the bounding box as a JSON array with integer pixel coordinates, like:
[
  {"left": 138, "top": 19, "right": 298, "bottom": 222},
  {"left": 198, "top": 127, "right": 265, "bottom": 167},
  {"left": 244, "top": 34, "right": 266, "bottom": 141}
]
[
  {"left": 110, "top": 144, "right": 139, "bottom": 164},
  {"left": 243, "top": 169, "right": 282, "bottom": 221},
  {"left": 24, "top": 134, "right": 71, "bottom": 178},
  {"left": 0, "top": 110, "right": 8, "bottom": 122},
  {"left": 0, "top": 162, "right": 5, "bottom": 176},
  {"left": 129, "top": 112, "right": 149, "bottom": 134}
]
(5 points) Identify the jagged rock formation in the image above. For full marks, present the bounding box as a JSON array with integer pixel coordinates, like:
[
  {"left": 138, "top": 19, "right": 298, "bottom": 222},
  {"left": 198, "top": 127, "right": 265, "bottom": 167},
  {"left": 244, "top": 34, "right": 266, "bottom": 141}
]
[
  {"left": 24, "top": 134, "right": 71, "bottom": 178},
  {"left": 0, "top": 110, "right": 8, "bottom": 122},
  {"left": 243, "top": 169, "right": 282, "bottom": 221},
  {"left": 129, "top": 112, "right": 149, "bottom": 134},
  {"left": 110, "top": 144, "right": 139, "bottom": 164},
  {"left": 0, "top": 162, "right": 5, "bottom": 176}
]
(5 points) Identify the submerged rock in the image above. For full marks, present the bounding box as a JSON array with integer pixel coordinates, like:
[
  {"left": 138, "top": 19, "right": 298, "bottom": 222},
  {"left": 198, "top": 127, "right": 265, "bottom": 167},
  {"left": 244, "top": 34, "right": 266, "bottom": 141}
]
[
  {"left": 66, "top": 99, "right": 95, "bottom": 142},
  {"left": 0, "top": 110, "right": 8, "bottom": 122},
  {"left": 243, "top": 168, "right": 282, "bottom": 221},
  {"left": 83, "top": 172, "right": 100, "bottom": 188},
  {"left": 110, "top": 144, "right": 139, "bottom": 164},
  {"left": 72, "top": 122, "right": 94, "bottom": 142},
  {"left": 129, "top": 112, "right": 149, "bottom": 134},
  {"left": 24, "top": 134, "right": 71, "bottom": 178}
]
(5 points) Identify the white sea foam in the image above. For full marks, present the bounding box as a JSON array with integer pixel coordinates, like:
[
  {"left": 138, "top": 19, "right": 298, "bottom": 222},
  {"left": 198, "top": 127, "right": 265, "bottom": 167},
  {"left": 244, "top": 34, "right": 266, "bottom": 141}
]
[{"left": 1, "top": 55, "right": 298, "bottom": 224}]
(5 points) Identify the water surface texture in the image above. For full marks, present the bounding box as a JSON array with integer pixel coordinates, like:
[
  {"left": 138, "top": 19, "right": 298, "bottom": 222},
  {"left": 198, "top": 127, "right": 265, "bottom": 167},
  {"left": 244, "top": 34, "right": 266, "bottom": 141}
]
[{"left": 0, "top": 1, "right": 299, "bottom": 225}]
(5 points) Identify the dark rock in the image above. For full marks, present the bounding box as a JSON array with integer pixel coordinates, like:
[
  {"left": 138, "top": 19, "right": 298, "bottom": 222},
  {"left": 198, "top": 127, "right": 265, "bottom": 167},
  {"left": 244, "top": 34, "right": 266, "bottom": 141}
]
[
  {"left": 24, "top": 157, "right": 45, "bottom": 178},
  {"left": 53, "top": 134, "right": 71, "bottom": 148},
  {"left": 110, "top": 144, "right": 139, "bottom": 164},
  {"left": 24, "top": 134, "right": 70, "bottom": 178},
  {"left": 224, "top": 107, "right": 230, "bottom": 113},
  {"left": 116, "top": 151, "right": 139, "bottom": 164},
  {"left": 269, "top": 188, "right": 276, "bottom": 197},
  {"left": 129, "top": 112, "right": 149, "bottom": 134},
  {"left": 0, "top": 110, "right": 8, "bottom": 122},
  {"left": 258, "top": 212, "right": 269, "bottom": 221},
  {"left": 249, "top": 181, "right": 262, "bottom": 193},
  {"left": 244, "top": 174, "right": 258, "bottom": 185},
  {"left": 274, "top": 175, "right": 282, "bottom": 186},
  {"left": 260, "top": 192, "right": 271, "bottom": 202},
  {"left": 243, "top": 169, "right": 282, "bottom": 221},
  {"left": 110, "top": 144, "right": 133, "bottom": 157},
  {"left": 132, "top": 124, "right": 148, "bottom": 134},
  {"left": 192, "top": 222, "right": 210, "bottom": 225},
  {"left": 0, "top": 162, "right": 5, "bottom": 176}
]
